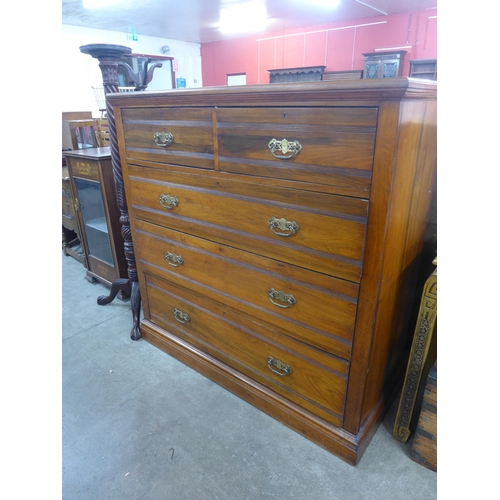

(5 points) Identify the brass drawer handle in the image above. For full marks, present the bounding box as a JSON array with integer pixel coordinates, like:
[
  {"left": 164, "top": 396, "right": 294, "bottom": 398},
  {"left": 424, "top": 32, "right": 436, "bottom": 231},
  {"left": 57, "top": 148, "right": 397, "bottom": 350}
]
[
  {"left": 159, "top": 194, "right": 178, "bottom": 210},
  {"left": 165, "top": 252, "right": 184, "bottom": 267},
  {"left": 154, "top": 131, "right": 174, "bottom": 147},
  {"left": 268, "top": 138, "right": 302, "bottom": 159},
  {"left": 267, "top": 356, "right": 292, "bottom": 376},
  {"left": 173, "top": 308, "right": 190, "bottom": 324},
  {"left": 268, "top": 216, "right": 299, "bottom": 237},
  {"left": 268, "top": 288, "right": 296, "bottom": 308}
]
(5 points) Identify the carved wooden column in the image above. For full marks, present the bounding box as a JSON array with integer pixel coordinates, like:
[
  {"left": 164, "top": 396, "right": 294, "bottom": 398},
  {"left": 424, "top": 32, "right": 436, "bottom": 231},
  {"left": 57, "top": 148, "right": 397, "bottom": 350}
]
[{"left": 79, "top": 43, "right": 141, "bottom": 340}]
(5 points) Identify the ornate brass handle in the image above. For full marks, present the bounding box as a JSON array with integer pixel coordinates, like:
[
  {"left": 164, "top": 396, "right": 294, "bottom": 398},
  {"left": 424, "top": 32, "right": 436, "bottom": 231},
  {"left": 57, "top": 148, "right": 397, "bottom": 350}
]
[
  {"left": 267, "top": 356, "right": 292, "bottom": 376},
  {"left": 268, "top": 288, "right": 296, "bottom": 308},
  {"left": 165, "top": 252, "right": 184, "bottom": 267},
  {"left": 268, "top": 138, "right": 302, "bottom": 159},
  {"left": 159, "top": 194, "right": 178, "bottom": 210},
  {"left": 173, "top": 308, "right": 190, "bottom": 324},
  {"left": 154, "top": 131, "right": 174, "bottom": 147},
  {"left": 268, "top": 216, "right": 299, "bottom": 237}
]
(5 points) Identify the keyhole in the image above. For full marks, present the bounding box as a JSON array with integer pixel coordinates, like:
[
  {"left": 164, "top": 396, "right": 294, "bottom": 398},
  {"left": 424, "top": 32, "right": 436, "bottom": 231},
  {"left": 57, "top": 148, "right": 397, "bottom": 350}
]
[{"left": 283, "top": 112, "right": 286, "bottom": 119}]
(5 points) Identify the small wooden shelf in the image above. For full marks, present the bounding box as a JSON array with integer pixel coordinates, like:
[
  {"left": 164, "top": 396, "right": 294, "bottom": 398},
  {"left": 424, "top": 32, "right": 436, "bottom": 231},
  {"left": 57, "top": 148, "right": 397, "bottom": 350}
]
[
  {"left": 268, "top": 66, "right": 326, "bottom": 83},
  {"left": 409, "top": 59, "right": 437, "bottom": 81}
]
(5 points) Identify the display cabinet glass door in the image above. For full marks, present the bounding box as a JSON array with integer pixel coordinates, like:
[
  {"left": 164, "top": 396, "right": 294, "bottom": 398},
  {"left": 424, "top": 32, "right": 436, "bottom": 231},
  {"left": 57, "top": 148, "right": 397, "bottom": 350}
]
[{"left": 74, "top": 177, "right": 113, "bottom": 266}]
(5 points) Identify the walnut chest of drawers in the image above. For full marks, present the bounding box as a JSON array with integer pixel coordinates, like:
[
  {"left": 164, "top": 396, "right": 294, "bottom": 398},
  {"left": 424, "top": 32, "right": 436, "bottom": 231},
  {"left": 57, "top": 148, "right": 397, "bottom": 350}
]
[{"left": 109, "top": 78, "right": 437, "bottom": 465}]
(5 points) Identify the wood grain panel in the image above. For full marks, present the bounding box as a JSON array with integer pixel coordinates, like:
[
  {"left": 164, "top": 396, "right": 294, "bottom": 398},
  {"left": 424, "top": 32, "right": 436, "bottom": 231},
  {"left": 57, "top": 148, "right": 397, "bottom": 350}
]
[
  {"left": 127, "top": 163, "right": 369, "bottom": 219},
  {"left": 217, "top": 107, "right": 376, "bottom": 192},
  {"left": 409, "top": 362, "right": 437, "bottom": 471},
  {"left": 121, "top": 107, "right": 214, "bottom": 169},
  {"left": 127, "top": 177, "right": 367, "bottom": 282},
  {"left": 134, "top": 220, "right": 357, "bottom": 358},
  {"left": 360, "top": 101, "right": 436, "bottom": 426},
  {"left": 144, "top": 272, "right": 348, "bottom": 426},
  {"left": 342, "top": 101, "right": 402, "bottom": 434}
]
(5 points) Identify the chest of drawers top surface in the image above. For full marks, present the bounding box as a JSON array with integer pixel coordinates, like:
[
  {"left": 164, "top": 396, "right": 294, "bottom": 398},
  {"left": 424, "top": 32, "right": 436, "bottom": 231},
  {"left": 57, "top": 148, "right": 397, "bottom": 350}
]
[{"left": 108, "top": 78, "right": 436, "bottom": 107}]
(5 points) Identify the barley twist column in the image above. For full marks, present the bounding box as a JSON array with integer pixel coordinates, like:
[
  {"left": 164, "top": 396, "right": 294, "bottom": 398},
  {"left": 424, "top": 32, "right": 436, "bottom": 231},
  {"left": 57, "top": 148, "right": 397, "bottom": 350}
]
[{"left": 80, "top": 43, "right": 141, "bottom": 341}]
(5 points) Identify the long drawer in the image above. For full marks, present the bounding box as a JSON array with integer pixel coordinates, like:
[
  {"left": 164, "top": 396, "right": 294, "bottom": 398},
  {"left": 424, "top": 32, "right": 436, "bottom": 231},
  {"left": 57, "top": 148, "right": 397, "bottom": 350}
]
[
  {"left": 134, "top": 220, "right": 357, "bottom": 359},
  {"left": 216, "top": 107, "right": 377, "bottom": 197},
  {"left": 144, "top": 272, "right": 349, "bottom": 427},
  {"left": 128, "top": 175, "right": 367, "bottom": 282},
  {"left": 120, "top": 107, "right": 214, "bottom": 169}
]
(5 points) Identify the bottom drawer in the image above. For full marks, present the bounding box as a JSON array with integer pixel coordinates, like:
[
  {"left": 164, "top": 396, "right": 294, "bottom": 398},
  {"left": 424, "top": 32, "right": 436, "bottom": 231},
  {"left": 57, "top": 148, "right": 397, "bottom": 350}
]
[{"left": 143, "top": 272, "right": 348, "bottom": 427}]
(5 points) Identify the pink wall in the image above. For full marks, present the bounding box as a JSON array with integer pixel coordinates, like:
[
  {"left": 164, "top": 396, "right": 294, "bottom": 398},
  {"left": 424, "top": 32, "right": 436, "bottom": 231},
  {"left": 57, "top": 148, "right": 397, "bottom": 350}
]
[{"left": 201, "top": 8, "right": 437, "bottom": 86}]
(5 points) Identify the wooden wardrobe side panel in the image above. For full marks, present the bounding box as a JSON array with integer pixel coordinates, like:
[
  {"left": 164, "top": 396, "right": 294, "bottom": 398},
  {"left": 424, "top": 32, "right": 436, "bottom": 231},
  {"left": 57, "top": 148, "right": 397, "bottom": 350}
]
[
  {"left": 343, "top": 101, "right": 402, "bottom": 435},
  {"left": 359, "top": 100, "right": 437, "bottom": 427}
]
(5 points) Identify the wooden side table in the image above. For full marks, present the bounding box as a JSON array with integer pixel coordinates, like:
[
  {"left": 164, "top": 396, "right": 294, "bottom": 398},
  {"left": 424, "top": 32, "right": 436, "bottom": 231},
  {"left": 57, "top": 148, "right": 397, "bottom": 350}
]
[{"left": 393, "top": 257, "right": 437, "bottom": 442}]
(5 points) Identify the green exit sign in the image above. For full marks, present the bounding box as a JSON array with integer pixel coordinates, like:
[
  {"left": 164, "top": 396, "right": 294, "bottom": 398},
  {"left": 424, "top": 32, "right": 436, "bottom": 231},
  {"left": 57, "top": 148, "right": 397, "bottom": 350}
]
[{"left": 127, "top": 33, "right": 138, "bottom": 41}]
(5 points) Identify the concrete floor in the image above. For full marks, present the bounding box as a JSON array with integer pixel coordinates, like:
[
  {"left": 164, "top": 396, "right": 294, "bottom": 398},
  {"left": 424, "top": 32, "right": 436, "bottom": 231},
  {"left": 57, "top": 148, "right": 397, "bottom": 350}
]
[{"left": 62, "top": 252, "right": 437, "bottom": 500}]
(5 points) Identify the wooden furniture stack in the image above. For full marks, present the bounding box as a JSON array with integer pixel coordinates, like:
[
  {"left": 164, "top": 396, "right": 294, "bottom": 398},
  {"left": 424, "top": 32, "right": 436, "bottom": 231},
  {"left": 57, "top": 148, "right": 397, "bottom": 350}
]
[
  {"left": 322, "top": 70, "right": 363, "bottom": 81},
  {"left": 62, "top": 111, "right": 94, "bottom": 262},
  {"left": 108, "top": 78, "right": 437, "bottom": 465},
  {"left": 66, "top": 119, "right": 99, "bottom": 150},
  {"left": 94, "top": 117, "right": 110, "bottom": 147}
]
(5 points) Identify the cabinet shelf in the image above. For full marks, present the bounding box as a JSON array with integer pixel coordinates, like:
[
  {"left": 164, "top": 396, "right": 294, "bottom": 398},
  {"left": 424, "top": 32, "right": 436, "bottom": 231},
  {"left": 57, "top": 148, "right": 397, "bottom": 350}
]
[
  {"left": 86, "top": 216, "right": 109, "bottom": 234},
  {"left": 409, "top": 59, "right": 437, "bottom": 81}
]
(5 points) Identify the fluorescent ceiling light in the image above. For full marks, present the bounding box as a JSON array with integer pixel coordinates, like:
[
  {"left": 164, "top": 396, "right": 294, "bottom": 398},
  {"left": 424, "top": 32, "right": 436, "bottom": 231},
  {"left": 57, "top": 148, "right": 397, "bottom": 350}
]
[
  {"left": 219, "top": 1, "right": 268, "bottom": 34},
  {"left": 83, "top": 0, "right": 124, "bottom": 9},
  {"left": 308, "top": 0, "right": 341, "bottom": 6}
]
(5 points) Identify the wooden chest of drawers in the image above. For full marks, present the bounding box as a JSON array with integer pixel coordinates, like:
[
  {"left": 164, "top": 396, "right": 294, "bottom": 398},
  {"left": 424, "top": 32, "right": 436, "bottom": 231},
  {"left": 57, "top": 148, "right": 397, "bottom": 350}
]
[{"left": 109, "top": 78, "right": 437, "bottom": 465}]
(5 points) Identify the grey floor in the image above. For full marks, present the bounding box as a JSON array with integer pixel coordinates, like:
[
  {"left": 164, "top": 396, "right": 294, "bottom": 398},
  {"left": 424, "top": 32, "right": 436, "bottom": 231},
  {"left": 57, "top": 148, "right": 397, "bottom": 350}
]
[{"left": 62, "top": 251, "right": 437, "bottom": 500}]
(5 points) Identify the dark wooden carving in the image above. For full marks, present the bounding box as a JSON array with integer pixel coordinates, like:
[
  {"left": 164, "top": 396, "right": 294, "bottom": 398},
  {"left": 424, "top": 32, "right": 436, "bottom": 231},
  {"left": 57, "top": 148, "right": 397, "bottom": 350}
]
[
  {"left": 118, "top": 58, "right": 163, "bottom": 90},
  {"left": 79, "top": 43, "right": 141, "bottom": 340}
]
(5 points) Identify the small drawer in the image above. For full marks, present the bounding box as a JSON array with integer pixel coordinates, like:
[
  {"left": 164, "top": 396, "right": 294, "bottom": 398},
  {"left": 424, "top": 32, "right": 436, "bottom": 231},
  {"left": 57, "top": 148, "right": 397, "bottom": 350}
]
[
  {"left": 66, "top": 157, "right": 99, "bottom": 180},
  {"left": 134, "top": 221, "right": 358, "bottom": 359},
  {"left": 216, "top": 107, "right": 377, "bottom": 198},
  {"left": 120, "top": 107, "right": 214, "bottom": 169},
  {"left": 128, "top": 176, "right": 367, "bottom": 282},
  {"left": 144, "top": 272, "right": 348, "bottom": 427}
]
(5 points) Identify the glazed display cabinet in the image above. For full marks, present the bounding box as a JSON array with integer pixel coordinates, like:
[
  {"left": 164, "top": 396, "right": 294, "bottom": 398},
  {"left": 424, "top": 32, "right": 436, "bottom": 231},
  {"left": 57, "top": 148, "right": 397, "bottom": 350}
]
[{"left": 64, "top": 147, "right": 129, "bottom": 299}]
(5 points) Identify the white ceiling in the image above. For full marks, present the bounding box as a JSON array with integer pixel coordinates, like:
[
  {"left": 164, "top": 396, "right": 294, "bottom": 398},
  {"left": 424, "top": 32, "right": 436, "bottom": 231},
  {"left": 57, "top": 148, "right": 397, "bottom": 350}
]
[{"left": 62, "top": 0, "right": 437, "bottom": 44}]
